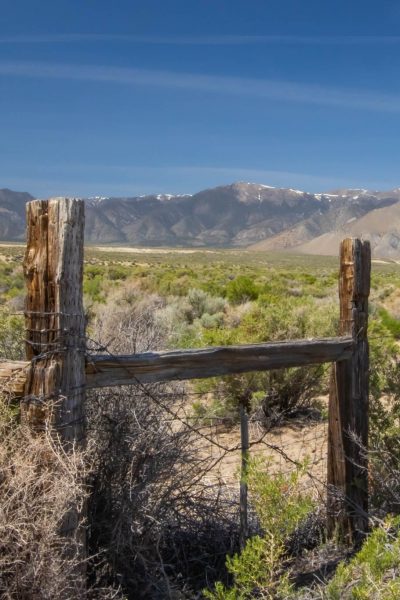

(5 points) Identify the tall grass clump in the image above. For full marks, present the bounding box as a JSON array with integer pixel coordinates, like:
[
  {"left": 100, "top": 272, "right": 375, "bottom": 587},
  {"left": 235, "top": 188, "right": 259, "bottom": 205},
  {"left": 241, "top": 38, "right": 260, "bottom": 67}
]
[{"left": 0, "top": 395, "right": 91, "bottom": 599}]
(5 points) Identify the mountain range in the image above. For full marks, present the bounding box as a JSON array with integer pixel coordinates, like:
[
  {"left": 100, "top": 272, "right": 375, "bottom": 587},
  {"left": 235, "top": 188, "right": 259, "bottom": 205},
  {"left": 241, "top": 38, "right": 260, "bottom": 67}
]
[{"left": 2, "top": 182, "right": 400, "bottom": 257}]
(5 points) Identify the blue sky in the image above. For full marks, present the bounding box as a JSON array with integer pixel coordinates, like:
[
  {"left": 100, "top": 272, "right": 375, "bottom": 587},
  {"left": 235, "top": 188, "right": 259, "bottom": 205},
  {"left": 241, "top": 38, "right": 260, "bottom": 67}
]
[{"left": 2, "top": 0, "right": 400, "bottom": 197}]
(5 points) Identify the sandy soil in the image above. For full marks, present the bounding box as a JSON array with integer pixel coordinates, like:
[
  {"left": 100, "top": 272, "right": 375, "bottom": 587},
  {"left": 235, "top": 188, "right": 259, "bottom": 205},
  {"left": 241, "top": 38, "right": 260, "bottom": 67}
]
[
  {"left": 91, "top": 246, "right": 218, "bottom": 254},
  {"left": 195, "top": 418, "right": 328, "bottom": 500}
]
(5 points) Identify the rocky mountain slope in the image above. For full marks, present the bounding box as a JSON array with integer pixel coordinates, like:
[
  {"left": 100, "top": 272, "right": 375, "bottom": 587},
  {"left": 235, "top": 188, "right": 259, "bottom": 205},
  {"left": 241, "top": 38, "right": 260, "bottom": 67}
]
[
  {"left": 2, "top": 182, "right": 400, "bottom": 257},
  {"left": 0, "top": 189, "right": 34, "bottom": 240}
]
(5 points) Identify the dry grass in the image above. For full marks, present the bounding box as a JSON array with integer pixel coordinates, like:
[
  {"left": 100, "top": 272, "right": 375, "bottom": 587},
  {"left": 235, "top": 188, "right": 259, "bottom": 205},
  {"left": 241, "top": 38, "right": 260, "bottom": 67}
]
[
  {"left": 0, "top": 400, "right": 91, "bottom": 599},
  {"left": 0, "top": 299, "right": 246, "bottom": 599}
]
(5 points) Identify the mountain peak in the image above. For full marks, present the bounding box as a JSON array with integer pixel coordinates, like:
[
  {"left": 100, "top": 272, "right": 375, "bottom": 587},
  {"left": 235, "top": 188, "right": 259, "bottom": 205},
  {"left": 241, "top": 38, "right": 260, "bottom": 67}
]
[{"left": 2, "top": 183, "right": 400, "bottom": 257}]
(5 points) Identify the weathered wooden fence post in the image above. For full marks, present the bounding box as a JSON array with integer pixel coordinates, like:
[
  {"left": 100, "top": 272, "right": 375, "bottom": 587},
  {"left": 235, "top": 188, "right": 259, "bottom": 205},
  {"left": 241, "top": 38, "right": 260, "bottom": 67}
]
[
  {"left": 21, "top": 198, "right": 87, "bottom": 591},
  {"left": 327, "top": 238, "right": 370, "bottom": 543},
  {"left": 22, "top": 198, "right": 86, "bottom": 444}
]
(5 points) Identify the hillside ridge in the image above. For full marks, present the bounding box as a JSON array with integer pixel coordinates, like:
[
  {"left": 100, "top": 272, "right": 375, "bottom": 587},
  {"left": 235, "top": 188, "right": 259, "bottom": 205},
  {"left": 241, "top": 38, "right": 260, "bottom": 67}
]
[{"left": 2, "top": 183, "right": 400, "bottom": 257}]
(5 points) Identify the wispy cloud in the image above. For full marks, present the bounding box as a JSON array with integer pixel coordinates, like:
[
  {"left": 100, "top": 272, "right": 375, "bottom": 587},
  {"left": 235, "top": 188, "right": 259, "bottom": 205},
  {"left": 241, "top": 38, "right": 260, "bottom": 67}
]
[
  {"left": 0, "top": 60, "right": 399, "bottom": 113},
  {"left": 2, "top": 33, "right": 400, "bottom": 45}
]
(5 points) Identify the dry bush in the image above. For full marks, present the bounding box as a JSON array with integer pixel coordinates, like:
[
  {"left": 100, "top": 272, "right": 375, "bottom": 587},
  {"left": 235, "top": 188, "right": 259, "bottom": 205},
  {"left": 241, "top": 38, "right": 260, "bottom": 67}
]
[
  {"left": 0, "top": 399, "right": 91, "bottom": 599},
  {"left": 88, "top": 284, "right": 167, "bottom": 354},
  {"left": 85, "top": 301, "right": 243, "bottom": 598},
  {"left": 253, "top": 365, "right": 326, "bottom": 427},
  {"left": 86, "top": 381, "right": 242, "bottom": 598},
  {"left": 0, "top": 290, "right": 250, "bottom": 599}
]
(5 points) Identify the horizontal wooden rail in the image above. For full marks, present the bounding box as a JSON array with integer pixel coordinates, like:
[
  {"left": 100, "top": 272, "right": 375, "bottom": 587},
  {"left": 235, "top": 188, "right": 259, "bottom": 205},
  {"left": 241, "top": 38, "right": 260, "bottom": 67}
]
[
  {"left": 0, "top": 360, "right": 28, "bottom": 397},
  {"left": 0, "top": 336, "right": 353, "bottom": 395},
  {"left": 86, "top": 336, "right": 353, "bottom": 387}
]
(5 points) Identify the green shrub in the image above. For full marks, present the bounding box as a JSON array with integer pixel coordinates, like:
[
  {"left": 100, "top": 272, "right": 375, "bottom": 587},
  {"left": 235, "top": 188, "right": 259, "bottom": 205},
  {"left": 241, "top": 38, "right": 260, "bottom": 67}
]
[
  {"left": 85, "top": 264, "right": 104, "bottom": 279},
  {"left": 194, "top": 297, "right": 336, "bottom": 424},
  {"left": 83, "top": 275, "right": 105, "bottom": 303},
  {"left": 204, "top": 460, "right": 314, "bottom": 599},
  {"left": 324, "top": 517, "right": 400, "bottom": 599},
  {"left": 378, "top": 307, "right": 400, "bottom": 339},
  {"left": 187, "top": 288, "right": 226, "bottom": 320},
  {"left": 0, "top": 309, "right": 24, "bottom": 360},
  {"left": 226, "top": 276, "right": 259, "bottom": 304},
  {"left": 200, "top": 312, "right": 225, "bottom": 329},
  {"left": 108, "top": 265, "right": 129, "bottom": 281}
]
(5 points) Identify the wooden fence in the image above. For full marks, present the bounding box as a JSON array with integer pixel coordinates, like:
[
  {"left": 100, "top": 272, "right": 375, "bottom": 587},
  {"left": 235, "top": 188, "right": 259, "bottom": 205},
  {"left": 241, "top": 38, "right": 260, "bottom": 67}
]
[{"left": 0, "top": 198, "right": 370, "bottom": 550}]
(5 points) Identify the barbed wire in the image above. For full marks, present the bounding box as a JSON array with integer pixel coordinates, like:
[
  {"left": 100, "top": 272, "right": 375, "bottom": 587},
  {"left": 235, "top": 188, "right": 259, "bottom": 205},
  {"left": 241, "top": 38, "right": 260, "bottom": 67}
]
[{"left": 0, "top": 319, "right": 379, "bottom": 535}]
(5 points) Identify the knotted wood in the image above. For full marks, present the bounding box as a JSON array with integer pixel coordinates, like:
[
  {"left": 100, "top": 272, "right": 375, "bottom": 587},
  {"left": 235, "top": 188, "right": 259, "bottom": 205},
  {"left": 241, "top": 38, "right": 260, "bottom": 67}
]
[{"left": 327, "top": 238, "right": 370, "bottom": 543}]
